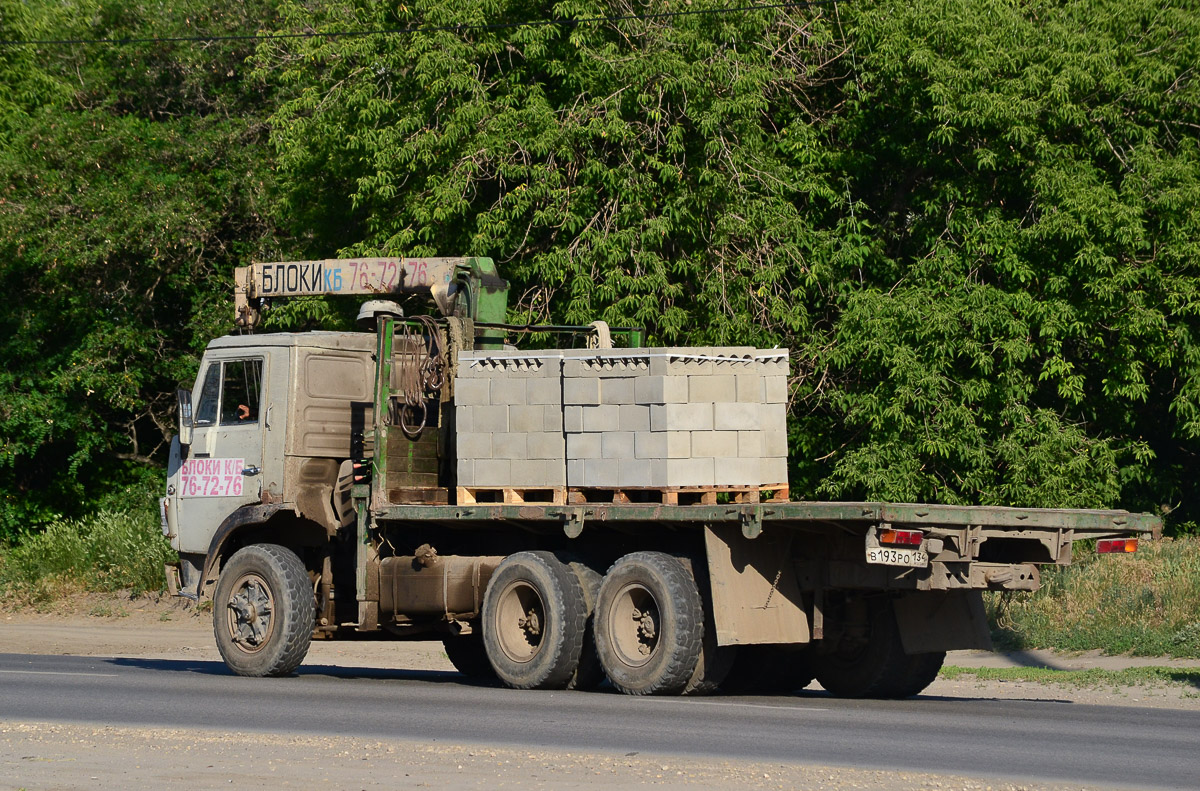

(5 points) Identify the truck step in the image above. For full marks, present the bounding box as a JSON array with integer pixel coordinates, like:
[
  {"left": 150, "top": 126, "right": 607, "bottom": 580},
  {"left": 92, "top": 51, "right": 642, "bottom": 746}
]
[
  {"left": 566, "top": 484, "right": 789, "bottom": 506},
  {"left": 457, "top": 486, "right": 569, "bottom": 505}
]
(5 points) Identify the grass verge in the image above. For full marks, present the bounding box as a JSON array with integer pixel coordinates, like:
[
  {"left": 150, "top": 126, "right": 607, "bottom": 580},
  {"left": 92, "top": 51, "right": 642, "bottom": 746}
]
[
  {"left": 986, "top": 536, "right": 1200, "bottom": 658},
  {"left": 0, "top": 509, "right": 176, "bottom": 605}
]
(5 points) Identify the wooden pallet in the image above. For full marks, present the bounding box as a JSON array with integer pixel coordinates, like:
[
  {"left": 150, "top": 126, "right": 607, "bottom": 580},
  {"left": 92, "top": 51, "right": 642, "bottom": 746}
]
[
  {"left": 457, "top": 486, "right": 568, "bottom": 506},
  {"left": 567, "top": 484, "right": 789, "bottom": 506}
]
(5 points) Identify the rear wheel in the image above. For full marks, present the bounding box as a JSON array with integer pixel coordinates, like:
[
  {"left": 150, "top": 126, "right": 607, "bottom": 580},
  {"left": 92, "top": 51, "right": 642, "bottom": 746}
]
[
  {"left": 567, "top": 561, "right": 606, "bottom": 691},
  {"left": 213, "top": 544, "right": 314, "bottom": 677},
  {"left": 481, "top": 551, "right": 586, "bottom": 690},
  {"left": 594, "top": 552, "right": 703, "bottom": 696},
  {"left": 812, "top": 597, "right": 943, "bottom": 699}
]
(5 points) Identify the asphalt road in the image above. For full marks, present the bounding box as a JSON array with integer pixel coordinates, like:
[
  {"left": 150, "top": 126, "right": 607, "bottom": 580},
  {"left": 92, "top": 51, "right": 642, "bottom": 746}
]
[{"left": 1, "top": 652, "right": 1196, "bottom": 790}]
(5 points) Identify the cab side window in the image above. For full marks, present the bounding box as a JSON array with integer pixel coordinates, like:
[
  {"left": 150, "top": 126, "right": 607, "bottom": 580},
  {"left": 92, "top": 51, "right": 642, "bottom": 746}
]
[
  {"left": 193, "top": 359, "right": 264, "bottom": 427},
  {"left": 219, "top": 359, "right": 263, "bottom": 426}
]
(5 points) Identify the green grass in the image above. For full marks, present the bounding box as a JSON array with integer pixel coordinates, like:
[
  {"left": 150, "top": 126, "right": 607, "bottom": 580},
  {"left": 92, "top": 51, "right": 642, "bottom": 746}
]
[
  {"left": 986, "top": 536, "right": 1200, "bottom": 658},
  {"left": 940, "top": 665, "right": 1200, "bottom": 690},
  {"left": 0, "top": 509, "right": 176, "bottom": 604}
]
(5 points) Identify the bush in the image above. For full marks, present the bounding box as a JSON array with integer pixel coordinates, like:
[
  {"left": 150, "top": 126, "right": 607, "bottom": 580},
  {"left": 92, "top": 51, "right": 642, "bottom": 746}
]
[
  {"left": 0, "top": 509, "right": 177, "bottom": 604},
  {"left": 987, "top": 537, "right": 1200, "bottom": 658}
]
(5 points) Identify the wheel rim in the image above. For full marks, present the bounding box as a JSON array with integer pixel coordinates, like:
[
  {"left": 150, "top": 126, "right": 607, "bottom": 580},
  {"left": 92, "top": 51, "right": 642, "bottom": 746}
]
[
  {"left": 224, "top": 572, "right": 276, "bottom": 654},
  {"left": 494, "top": 579, "right": 545, "bottom": 663},
  {"left": 607, "top": 583, "right": 659, "bottom": 668}
]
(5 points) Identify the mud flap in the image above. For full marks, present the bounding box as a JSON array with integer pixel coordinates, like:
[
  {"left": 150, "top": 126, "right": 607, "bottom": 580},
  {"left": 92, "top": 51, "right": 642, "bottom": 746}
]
[{"left": 893, "top": 590, "right": 992, "bottom": 653}]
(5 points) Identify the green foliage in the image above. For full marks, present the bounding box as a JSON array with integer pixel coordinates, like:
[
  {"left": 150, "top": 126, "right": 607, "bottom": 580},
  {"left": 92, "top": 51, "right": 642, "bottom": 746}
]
[
  {"left": 987, "top": 538, "right": 1200, "bottom": 658},
  {"left": 0, "top": 508, "right": 177, "bottom": 602}
]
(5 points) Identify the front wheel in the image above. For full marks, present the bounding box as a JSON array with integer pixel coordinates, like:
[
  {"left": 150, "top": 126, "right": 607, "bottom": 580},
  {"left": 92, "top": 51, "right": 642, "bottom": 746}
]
[
  {"left": 594, "top": 552, "right": 703, "bottom": 696},
  {"left": 213, "top": 544, "right": 315, "bottom": 677}
]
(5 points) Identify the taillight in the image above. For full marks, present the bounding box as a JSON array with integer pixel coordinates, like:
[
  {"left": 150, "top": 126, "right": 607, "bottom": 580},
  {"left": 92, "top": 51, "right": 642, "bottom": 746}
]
[
  {"left": 1097, "top": 538, "right": 1138, "bottom": 554},
  {"left": 880, "top": 529, "right": 924, "bottom": 547}
]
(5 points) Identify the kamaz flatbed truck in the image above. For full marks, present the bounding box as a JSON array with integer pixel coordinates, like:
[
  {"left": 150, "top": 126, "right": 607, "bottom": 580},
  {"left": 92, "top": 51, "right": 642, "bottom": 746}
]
[{"left": 162, "top": 257, "right": 1158, "bottom": 697}]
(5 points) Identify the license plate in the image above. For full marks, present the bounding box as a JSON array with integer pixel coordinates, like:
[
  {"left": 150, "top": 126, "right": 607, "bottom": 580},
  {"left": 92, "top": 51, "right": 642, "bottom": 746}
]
[{"left": 867, "top": 547, "right": 929, "bottom": 568}]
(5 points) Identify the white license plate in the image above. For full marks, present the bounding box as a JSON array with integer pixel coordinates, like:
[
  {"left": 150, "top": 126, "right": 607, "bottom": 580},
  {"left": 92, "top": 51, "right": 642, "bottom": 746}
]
[{"left": 867, "top": 547, "right": 929, "bottom": 568}]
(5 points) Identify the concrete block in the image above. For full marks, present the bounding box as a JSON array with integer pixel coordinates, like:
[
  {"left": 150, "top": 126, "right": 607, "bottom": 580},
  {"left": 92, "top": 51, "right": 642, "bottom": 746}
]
[
  {"left": 735, "top": 375, "right": 764, "bottom": 404},
  {"left": 649, "top": 347, "right": 713, "bottom": 377},
  {"left": 527, "top": 432, "right": 565, "bottom": 460},
  {"left": 601, "top": 431, "right": 636, "bottom": 459},
  {"left": 713, "top": 402, "right": 760, "bottom": 431},
  {"left": 584, "top": 458, "right": 620, "bottom": 487},
  {"left": 650, "top": 402, "right": 713, "bottom": 432},
  {"left": 567, "top": 459, "right": 586, "bottom": 486},
  {"left": 473, "top": 459, "right": 510, "bottom": 487},
  {"left": 601, "top": 377, "right": 636, "bottom": 405},
  {"left": 456, "top": 459, "right": 474, "bottom": 486},
  {"left": 564, "top": 405, "right": 583, "bottom": 433},
  {"left": 492, "top": 432, "right": 528, "bottom": 460},
  {"left": 582, "top": 405, "right": 621, "bottom": 433},
  {"left": 660, "top": 457, "right": 715, "bottom": 487},
  {"left": 457, "top": 432, "right": 492, "bottom": 460},
  {"left": 490, "top": 378, "right": 527, "bottom": 406},
  {"left": 453, "top": 377, "right": 491, "bottom": 406},
  {"left": 569, "top": 353, "right": 652, "bottom": 379},
  {"left": 755, "top": 350, "right": 791, "bottom": 377},
  {"left": 454, "top": 405, "right": 473, "bottom": 434},
  {"left": 618, "top": 404, "right": 651, "bottom": 432},
  {"left": 510, "top": 459, "right": 566, "bottom": 487},
  {"left": 761, "top": 428, "right": 788, "bottom": 458},
  {"left": 619, "top": 458, "right": 659, "bottom": 487},
  {"left": 526, "top": 377, "right": 562, "bottom": 405},
  {"left": 543, "top": 405, "right": 564, "bottom": 432},
  {"left": 761, "top": 402, "right": 787, "bottom": 434},
  {"left": 567, "top": 432, "right": 603, "bottom": 460},
  {"left": 634, "top": 375, "right": 689, "bottom": 405},
  {"left": 762, "top": 456, "right": 789, "bottom": 486},
  {"left": 509, "top": 405, "right": 545, "bottom": 434},
  {"left": 634, "top": 430, "right": 691, "bottom": 459},
  {"left": 737, "top": 431, "right": 760, "bottom": 459},
  {"left": 459, "top": 351, "right": 563, "bottom": 379},
  {"left": 689, "top": 374, "right": 736, "bottom": 403},
  {"left": 764, "top": 375, "right": 788, "bottom": 404},
  {"left": 690, "top": 430, "right": 739, "bottom": 458},
  {"left": 563, "top": 377, "right": 601, "bottom": 405},
  {"left": 714, "top": 457, "right": 762, "bottom": 487},
  {"left": 472, "top": 405, "right": 509, "bottom": 433}
]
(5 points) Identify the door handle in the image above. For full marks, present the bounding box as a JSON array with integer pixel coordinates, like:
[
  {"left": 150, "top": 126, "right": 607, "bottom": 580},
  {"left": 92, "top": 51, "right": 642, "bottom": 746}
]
[{"left": 242, "top": 466, "right": 261, "bottom": 476}]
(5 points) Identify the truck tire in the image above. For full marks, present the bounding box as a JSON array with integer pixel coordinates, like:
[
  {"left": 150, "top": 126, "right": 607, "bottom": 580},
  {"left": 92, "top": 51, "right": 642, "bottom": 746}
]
[
  {"left": 720, "top": 644, "right": 814, "bottom": 695},
  {"left": 442, "top": 632, "right": 497, "bottom": 681},
  {"left": 683, "top": 602, "right": 736, "bottom": 696},
  {"left": 812, "top": 597, "right": 943, "bottom": 699},
  {"left": 481, "top": 551, "right": 587, "bottom": 690},
  {"left": 213, "top": 544, "right": 315, "bottom": 677},
  {"left": 594, "top": 552, "right": 703, "bottom": 696},
  {"left": 567, "top": 561, "right": 606, "bottom": 691}
]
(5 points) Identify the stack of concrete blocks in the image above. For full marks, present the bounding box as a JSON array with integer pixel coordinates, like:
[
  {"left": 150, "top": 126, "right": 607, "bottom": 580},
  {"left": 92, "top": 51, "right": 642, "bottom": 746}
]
[
  {"left": 561, "top": 348, "right": 790, "bottom": 489},
  {"left": 452, "top": 350, "right": 566, "bottom": 489}
]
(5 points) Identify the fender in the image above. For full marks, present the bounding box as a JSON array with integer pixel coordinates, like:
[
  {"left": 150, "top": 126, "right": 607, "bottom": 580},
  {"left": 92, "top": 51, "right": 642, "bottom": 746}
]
[{"left": 198, "top": 503, "right": 294, "bottom": 598}]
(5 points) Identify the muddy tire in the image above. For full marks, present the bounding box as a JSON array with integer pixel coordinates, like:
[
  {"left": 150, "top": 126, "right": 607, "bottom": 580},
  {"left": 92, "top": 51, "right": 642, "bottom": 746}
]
[
  {"left": 567, "top": 561, "right": 606, "bottom": 691},
  {"left": 812, "top": 597, "right": 942, "bottom": 699},
  {"left": 594, "top": 552, "right": 703, "bottom": 696},
  {"left": 442, "top": 632, "right": 496, "bottom": 680},
  {"left": 720, "top": 644, "right": 814, "bottom": 695},
  {"left": 213, "top": 544, "right": 314, "bottom": 677},
  {"left": 481, "top": 551, "right": 587, "bottom": 690}
]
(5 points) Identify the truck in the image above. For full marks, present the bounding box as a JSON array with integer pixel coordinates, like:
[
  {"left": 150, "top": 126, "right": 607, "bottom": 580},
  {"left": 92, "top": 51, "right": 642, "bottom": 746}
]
[{"left": 162, "top": 256, "right": 1158, "bottom": 698}]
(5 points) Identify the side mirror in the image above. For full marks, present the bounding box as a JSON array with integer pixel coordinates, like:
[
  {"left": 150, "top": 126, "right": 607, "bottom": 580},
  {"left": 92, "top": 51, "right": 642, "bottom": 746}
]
[{"left": 177, "top": 388, "right": 194, "bottom": 447}]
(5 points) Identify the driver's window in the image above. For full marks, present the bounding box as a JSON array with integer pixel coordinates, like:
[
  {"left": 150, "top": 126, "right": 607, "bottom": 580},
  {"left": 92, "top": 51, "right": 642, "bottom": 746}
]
[
  {"left": 193, "top": 359, "right": 263, "bottom": 427},
  {"left": 219, "top": 359, "right": 263, "bottom": 426}
]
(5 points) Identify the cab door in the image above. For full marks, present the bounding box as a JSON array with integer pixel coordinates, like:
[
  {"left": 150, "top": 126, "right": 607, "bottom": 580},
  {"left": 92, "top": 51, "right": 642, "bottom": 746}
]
[{"left": 173, "top": 356, "right": 267, "bottom": 554}]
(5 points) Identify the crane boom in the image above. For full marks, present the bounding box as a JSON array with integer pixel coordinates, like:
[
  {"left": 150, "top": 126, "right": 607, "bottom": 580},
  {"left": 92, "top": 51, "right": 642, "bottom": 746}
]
[{"left": 233, "top": 256, "right": 508, "bottom": 328}]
